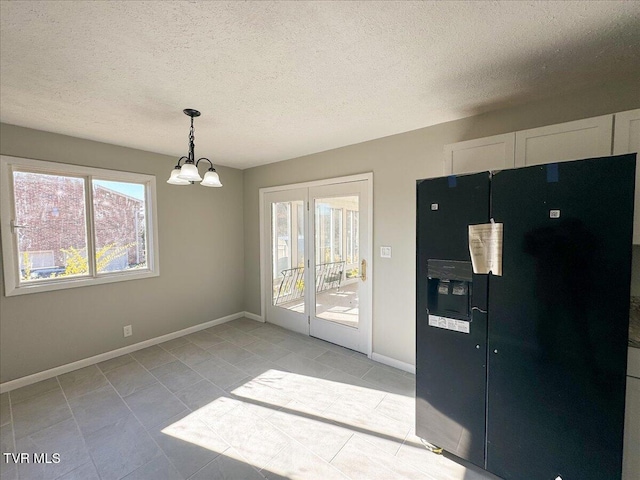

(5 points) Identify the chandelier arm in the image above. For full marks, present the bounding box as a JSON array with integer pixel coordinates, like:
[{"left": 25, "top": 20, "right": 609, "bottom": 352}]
[
  {"left": 175, "top": 156, "right": 189, "bottom": 167},
  {"left": 196, "top": 158, "right": 215, "bottom": 170}
]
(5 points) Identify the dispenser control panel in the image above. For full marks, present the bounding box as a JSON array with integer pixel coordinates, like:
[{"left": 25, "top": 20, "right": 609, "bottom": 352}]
[{"left": 426, "top": 259, "right": 473, "bottom": 331}]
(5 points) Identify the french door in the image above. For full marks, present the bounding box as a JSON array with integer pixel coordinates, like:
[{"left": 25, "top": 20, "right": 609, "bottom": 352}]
[
  {"left": 262, "top": 176, "right": 371, "bottom": 354},
  {"left": 264, "top": 188, "right": 309, "bottom": 334}
]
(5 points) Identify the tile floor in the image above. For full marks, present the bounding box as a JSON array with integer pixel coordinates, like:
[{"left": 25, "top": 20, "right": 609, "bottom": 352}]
[
  {"left": 0, "top": 318, "right": 500, "bottom": 480},
  {"left": 285, "top": 284, "right": 359, "bottom": 328}
]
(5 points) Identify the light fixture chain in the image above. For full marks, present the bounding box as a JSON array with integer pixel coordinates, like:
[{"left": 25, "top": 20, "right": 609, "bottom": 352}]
[{"left": 188, "top": 116, "right": 195, "bottom": 163}]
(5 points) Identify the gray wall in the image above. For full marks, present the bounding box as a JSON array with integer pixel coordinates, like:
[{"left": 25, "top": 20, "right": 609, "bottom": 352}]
[
  {"left": 0, "top": 124, "right": 245, "bottom": 383},
  {"left": 243, "top": 82, "right": 640, "bottom": 366},
  {"left": 632, "top": 245, "right": 640, "bottom": 297}
]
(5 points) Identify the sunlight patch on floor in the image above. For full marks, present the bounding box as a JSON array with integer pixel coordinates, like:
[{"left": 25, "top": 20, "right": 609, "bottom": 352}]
[{"left": 161, "top": 368, "right": 414, "bottom": 477}]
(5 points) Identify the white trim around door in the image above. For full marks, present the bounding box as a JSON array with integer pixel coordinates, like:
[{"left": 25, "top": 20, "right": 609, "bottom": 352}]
[{"left": 259, "top": 173, "right": 373, "bottom": 356}]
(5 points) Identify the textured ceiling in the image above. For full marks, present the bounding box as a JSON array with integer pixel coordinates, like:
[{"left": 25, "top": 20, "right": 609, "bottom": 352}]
[{"left": 1, "top": 1, "right": 639, "bottom": 169}]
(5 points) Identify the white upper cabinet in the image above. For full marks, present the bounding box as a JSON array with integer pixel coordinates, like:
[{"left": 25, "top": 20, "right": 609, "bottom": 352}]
[
  {"left": 442, "top": 110, "right": 637, "bottom": 242},
  {"left": 444, "top": 133, "right": 515, "bottom": 175},
  {"left": 613, "top": 108, "right": 640, "bottom": 244},
  {"left": 614, "top": 109, "right": 640, "bottom": 155},
  {"left": 514, "top": 114, "right": 613, "bottom": 167}
]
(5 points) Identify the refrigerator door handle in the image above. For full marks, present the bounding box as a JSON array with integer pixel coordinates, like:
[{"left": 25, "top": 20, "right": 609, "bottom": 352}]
[{"left": 472, "top": 306, "right": 488, "bottom": 314}]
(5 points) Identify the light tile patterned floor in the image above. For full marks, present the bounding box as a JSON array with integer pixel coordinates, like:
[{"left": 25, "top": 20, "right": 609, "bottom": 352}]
[{"left": 0, "top": 318, "right": 500, "bottom": 480}]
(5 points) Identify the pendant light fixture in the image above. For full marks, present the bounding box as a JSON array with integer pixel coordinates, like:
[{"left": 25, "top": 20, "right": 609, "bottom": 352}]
[{"left": 167, "top": 109, "right": 223, "bottom": 187}]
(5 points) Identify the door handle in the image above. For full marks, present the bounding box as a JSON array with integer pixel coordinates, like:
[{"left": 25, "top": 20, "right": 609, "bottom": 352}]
[{"left": 361, "top": 259, "right": 367, "bottom": 282}]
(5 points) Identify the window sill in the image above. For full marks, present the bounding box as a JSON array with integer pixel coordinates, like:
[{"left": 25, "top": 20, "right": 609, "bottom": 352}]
[{"left": 4, "top": 269, "right": 160, "bottom": 297}]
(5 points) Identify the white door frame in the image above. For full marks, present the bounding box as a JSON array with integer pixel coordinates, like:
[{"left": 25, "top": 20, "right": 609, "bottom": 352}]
[{"left": 259, "top": 172, "right": 373, "bottom": 357}]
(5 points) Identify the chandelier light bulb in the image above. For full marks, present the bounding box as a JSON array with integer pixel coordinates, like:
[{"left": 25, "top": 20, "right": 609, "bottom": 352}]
[
  {"left": 201, "top": 170, "right": 223, "bottom": 187},
  {"left": 166, "top": 168, "right": 190, "bottom": 185},
  {"left": 177, "top": 163, "right": 202, "bottom": 182}
]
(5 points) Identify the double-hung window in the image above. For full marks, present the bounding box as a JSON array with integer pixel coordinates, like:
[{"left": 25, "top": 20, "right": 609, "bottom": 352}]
[{"left": 1, "top": 155, "right": 159, "bottom": 296}]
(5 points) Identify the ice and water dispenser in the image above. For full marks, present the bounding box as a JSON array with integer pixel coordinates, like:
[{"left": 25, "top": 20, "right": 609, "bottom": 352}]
[{"left": 426, "top": 260, "right": 473, "bottom": 328}]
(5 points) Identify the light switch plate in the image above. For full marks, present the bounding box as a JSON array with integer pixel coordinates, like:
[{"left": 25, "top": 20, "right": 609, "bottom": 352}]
[{"left": 380, "top": 246, "right": 392, "bottom": 258}]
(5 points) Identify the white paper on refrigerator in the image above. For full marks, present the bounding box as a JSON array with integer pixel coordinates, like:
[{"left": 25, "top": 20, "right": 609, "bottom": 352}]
[{"left": 468, "top": 222, "right": 503, "bottom": 276}]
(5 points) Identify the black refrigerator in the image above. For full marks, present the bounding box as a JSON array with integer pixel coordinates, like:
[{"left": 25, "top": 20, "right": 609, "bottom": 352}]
[{"left": 416, "top": 154, "right": 636, "bottom": 480}]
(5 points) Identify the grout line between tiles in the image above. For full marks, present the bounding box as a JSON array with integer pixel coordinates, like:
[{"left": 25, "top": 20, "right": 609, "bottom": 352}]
[
  {"left": 146, "top": 357, "right": 206, "bottom": 394},
  {"left": 98, "top": 354, "right": 195, "bottom": 479},
  {"left": 330, "top": 448, "right": 362, "bottom": 480},
  {"left": 263, "top": 414, "right": 357, "bottom": 480},
  {"left": 358, "top": 364, "right": 375, "bottom": 378},
  {"left": 256, "top": 435, "right": 303, "bottom": 477},
  {"left": 128, "top": 347, "right": 289, "bottom": 479},
  {"left": 156, "top": 336, "right": 195, "bottom": 353},
  {"left": 183, "top": 452, "right": 229, "bottom": 480},
  {"left": 372, "top": 392, "right": 387, "bottom": 411},
  {"left": 126, "top": 352, "right": 194, "bottom": 415},
  {"left": 327, "top": 432, "right": 355, "bottom": 465},
  {"left": 54, "top": 376, "right": 102, "bottom": 480},
  {"left": 397, "top": 427, "right": 412, "bottom": 458}
]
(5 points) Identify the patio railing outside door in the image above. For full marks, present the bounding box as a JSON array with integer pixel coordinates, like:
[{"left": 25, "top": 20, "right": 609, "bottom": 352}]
[{"left": 274, "top": 261, "right": 345, "bottom": 306}]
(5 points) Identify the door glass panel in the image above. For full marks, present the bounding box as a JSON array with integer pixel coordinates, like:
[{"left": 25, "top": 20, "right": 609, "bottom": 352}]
[
  {"left": 271, "top": 201, "right": 305, "bottom": 311},
  {"left": 314, "top": 196, "right": 359, "bottom": 328}
]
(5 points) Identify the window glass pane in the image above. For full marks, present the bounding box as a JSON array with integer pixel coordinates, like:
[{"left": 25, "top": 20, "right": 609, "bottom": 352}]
[
  {"left": 271, "top": 201, "right": 305, "bottom": 309},
  {"left": 316, "top": 203, "right": 332, "bottom": 263},
  {"left": 275, "top": 202, "right": 291, "bottom": 269},
  {"left": 332, "top": 207, "right": 342, "bottom": 261},
  {"left": 314, "top": 196, "right": 359, "bottom": 327},
  {"left": 296, "top": 203, "right": 304, "bottom": 268},
  {"left": 346, "top": 209, "right": 359, "bottom": 278},
  {"left": 92, "top": 179, "right": 147, "bottom": 273},
  {"left": 13, "top": 171, "right": 89, "bottom": 282}
]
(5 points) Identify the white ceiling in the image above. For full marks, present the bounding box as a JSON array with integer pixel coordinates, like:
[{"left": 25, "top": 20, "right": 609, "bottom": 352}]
[{"left": 1, "top": 1, "right": 639, "bottom": 169}]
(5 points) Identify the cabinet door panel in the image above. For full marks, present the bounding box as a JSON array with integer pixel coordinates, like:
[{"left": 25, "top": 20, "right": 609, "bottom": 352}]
[
  {"left": 515, "top": 115, "right": 613, "bottom": 167},
  {"left": 444, "top": 133, "right": 515, "bottom": 175},
  {"left": 613, "top": 109, "right": 640, "bottom": 244}
]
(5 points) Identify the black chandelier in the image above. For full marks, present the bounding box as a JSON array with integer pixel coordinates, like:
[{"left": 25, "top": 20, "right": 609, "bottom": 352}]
[{"left": 167, "top": 109, "right": 222, "bottom": 187}]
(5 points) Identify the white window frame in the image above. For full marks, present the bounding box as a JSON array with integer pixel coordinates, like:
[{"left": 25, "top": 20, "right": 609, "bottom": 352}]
[{"left": 1, "top": 155, "right": 160, "bottom": 296}]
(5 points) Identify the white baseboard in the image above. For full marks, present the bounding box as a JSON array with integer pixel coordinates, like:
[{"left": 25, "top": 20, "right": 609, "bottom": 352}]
[
  {"left": 371, "top": 352, "right": 416, "bottom": 374},
  {"left": 0, "top": 311, "right": 245, "bottom": 394},
  {"left": 243, "top": 311, "right": 265, "bottom": 322}
]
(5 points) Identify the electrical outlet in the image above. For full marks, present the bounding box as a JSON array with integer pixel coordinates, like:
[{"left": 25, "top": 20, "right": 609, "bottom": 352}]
[
  {"left": 380, "top": 246, "right": 392, "bottom": 258},
  {"left": 123, "top": 325, "right": 132, "bottom": 337}
]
